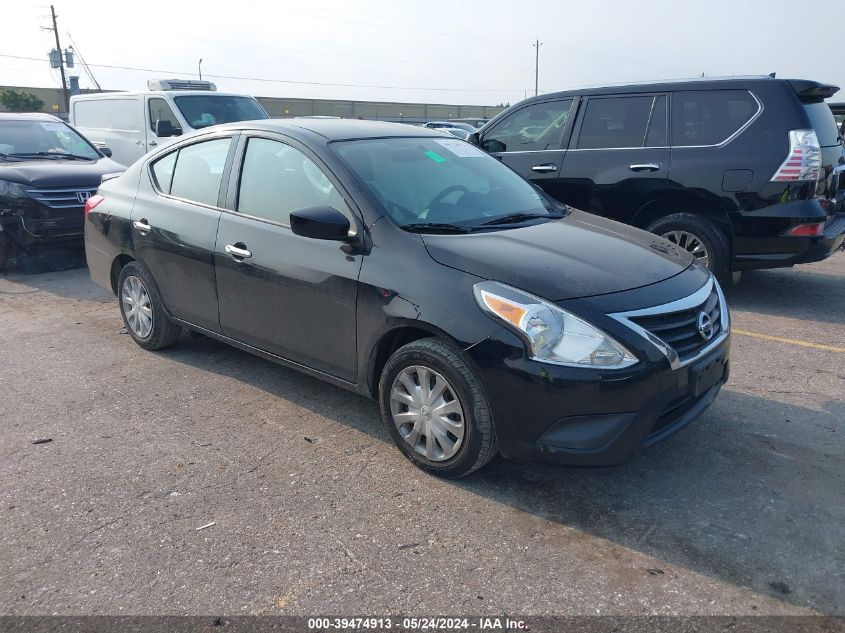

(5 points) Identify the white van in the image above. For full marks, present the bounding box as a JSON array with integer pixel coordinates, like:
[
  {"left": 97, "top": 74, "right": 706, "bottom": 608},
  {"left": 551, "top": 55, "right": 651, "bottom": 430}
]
[{"left": 69, "top": 79, "right": 269, "bottom": 166}]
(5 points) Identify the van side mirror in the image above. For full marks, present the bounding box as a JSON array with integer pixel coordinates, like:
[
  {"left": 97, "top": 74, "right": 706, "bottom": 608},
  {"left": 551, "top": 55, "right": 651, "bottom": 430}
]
[
  {"left": 290, "top": 206, "right": 351, "bottom": 241},
  {"left": 467, "top": 132, "right": 480, "bottom": 146},
  {"left": 98, "top": 146, "right": 113, "bottom": 158},
  {"left": 155, "top": 120, "right": 179, "bottom": 137}
]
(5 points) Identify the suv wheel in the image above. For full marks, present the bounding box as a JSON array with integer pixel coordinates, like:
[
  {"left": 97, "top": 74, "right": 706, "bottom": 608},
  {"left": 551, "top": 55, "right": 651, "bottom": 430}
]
[
  {"left": 647, "top": 213, "right": 730, "bottom": 278},
  {"left": 379, "top": 338, "right": 497, "bottom": 478},
  {"left": 117, "top": 261, "right": 182, "bottom": 350}
]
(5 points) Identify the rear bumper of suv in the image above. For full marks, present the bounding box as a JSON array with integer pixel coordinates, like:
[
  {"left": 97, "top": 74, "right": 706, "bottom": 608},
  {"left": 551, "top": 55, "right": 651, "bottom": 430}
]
[
  {"left": 732, "top": 199, "right": 845, "bottom": 270},
  {"left": 466, "top": 324, "right": 730, "bottom": 467}
]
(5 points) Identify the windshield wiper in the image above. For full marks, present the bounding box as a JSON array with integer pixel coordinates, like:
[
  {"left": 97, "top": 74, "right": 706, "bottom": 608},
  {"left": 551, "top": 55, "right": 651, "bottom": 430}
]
[
  {"left": 8, "top": 152, "right": 93, "bottom": 160},
  {"left": 477, "top": 212, "right": 565, "bottom": 227},
  {"left": 402, "top": 222, "right": 472, "bottom": 234}
]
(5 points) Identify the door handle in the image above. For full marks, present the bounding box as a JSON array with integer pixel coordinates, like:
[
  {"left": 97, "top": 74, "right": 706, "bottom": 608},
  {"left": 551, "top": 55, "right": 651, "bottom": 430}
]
[
  {"left": 532, "top": 163, "right": 558, "bottom": 173},
  {"left": 149, "top": 140, "right": 158, "bottom": 147},
  {"left": 629, "top": 163, "right": 661, "bottom": 172},
  {"left": 133, "top": 219, "right": 151, "bottom": 233},
  {"left": 225, "top": 244, "right": 252, "bottom": 260}
]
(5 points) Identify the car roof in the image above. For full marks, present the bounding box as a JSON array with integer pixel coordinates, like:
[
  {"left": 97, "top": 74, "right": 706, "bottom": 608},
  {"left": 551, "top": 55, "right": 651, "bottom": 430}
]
[
  {"left": 217, "top": 118, "right": 449, "bottom": 142},
  {"left": 516, "top": 76, "right": 834, "bottom": 101},
  {"left": 0, "top": 112, "right": 63, "bottom": 122}
]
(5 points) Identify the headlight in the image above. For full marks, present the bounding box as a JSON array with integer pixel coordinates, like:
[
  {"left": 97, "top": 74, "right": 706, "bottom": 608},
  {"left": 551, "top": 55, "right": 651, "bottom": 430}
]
[
  {"left": 0, "top": 179, "right": 29, "bottom": 199},
  {"left": 473, "top": 281, "right": 638, "bottom": 369}
]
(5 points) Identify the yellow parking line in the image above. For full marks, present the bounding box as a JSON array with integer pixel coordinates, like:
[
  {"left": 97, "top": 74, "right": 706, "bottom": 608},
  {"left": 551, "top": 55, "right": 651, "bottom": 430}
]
[{"left": 732, "top": 328, "right": 845, "bottom": 353}]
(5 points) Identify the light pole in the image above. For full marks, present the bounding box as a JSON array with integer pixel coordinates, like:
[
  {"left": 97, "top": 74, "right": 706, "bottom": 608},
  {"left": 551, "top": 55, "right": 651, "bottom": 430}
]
[
  {"left": 533, "top": 40, "right": 542, "bottom": 97},
  {"left": 198, "top": 58, "right": 203, "bottom": 81}
]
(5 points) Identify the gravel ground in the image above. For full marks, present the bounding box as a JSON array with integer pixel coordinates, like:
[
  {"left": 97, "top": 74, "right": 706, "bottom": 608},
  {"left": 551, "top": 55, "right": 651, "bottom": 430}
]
[{"left": 0, "top": 253, "right": 842, "bottom": 616}]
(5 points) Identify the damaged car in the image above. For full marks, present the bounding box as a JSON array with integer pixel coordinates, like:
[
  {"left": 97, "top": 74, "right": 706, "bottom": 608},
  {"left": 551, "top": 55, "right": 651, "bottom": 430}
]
[{"left": 0, "top": 113, "right": 123, "bottom": 270}]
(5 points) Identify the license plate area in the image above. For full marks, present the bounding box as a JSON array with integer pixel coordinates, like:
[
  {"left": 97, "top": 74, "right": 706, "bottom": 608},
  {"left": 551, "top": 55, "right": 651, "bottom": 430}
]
[{"left": 690, "top": 350, "right": 726, "bottom": 397}]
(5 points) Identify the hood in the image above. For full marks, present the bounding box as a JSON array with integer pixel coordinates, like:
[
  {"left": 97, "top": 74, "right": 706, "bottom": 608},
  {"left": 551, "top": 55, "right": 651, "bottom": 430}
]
[
  {"left": 0, "top": 157, "right": 124, "bottom": 188},
  {"left": 422, "top": 210, "right": 693, "bottom": 301}
]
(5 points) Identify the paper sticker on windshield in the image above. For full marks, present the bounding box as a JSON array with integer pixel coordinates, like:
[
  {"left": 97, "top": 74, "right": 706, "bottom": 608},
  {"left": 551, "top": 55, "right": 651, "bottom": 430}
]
[
  {"left": 424, "top": 150, "right": 447, "bottom": 163},
  {"left": 434, "top": 139, "right": 486, "bottom": 158},
  {"left": 40, "top": 122, "right": 67, "bottom": 132}
]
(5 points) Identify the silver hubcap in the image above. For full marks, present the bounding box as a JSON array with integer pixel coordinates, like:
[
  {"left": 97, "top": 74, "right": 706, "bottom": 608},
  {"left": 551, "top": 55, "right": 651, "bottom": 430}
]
[
  {"left": 662, "top": 230, "right": 710, "bottom": 268},
  {"left": 121, "top": 275, "right": 153, "bottom": 338},
  {"left": 389, "top": 365, "right": 465, "bottom": 461}
]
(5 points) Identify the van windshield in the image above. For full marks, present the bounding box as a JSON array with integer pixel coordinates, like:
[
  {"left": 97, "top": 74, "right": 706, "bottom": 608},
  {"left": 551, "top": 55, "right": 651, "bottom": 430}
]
[
  {"left": 0, "top": 119, "right": 100, "bottom": 160},
  {"left": 173, "top": 95, "right": 268, "bottom": 129},
  {"left": 333, "top": 137, "right": 563, "bottom": 231}
]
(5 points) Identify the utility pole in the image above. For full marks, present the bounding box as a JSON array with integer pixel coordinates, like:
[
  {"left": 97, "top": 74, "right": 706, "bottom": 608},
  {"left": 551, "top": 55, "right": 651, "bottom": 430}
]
[
  {"left": 198, "top": 58, "right": 203, "bottom": 81},
  {"left": 533, "top": 40, "right": 542, "bottom": 97},
  {"left": 49, "top": 5, "right": 69, "bottom": 113}
]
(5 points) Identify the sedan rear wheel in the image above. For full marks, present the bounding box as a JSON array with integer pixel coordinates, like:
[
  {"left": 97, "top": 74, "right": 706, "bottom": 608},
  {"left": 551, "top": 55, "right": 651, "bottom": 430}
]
[{"left": 117, "top": 261, "right": 182, "bottom": 350}]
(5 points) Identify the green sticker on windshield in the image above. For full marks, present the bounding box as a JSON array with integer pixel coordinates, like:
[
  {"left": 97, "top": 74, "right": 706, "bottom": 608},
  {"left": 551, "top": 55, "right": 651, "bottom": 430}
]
[{"left": 425, "top": 150, "right": 447, "bottom": 163}]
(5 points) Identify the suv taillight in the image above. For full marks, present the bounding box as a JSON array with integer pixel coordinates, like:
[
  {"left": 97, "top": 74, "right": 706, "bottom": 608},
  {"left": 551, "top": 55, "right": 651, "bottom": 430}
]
[
  {"left": 84, "top": 194, "right": 104, "bottom": 216},
  {"left": 770, "top": 130, "right": 822, "bottom": 182}
]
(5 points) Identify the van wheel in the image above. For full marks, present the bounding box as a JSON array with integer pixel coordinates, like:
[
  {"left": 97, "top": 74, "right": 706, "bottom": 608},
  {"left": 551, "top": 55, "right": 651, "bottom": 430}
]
[
  {"left": 117, "top": 261, "right": 182, "bottom": 350},
  {"left": 379, "top": 338, "right": 497, "bottom": 478},
  {"left": 647, "top": 213, "right": 730, "bottom": 278}
]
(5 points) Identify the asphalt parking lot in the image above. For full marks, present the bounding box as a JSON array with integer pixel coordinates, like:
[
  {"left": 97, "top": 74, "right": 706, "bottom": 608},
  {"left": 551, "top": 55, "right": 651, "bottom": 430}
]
[{"left": 0, "top": 254, "right": 843, "bottom": 616}]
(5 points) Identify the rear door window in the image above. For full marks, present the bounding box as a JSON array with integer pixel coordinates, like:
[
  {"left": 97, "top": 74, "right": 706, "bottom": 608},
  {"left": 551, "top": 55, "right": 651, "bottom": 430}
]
[
  {"left": 576, "top": 96, "right": 654, "bottom": 149},
  {"left": 671, "top": 90, "right": 759, "bottom": 146},
  {"left": 167, "top": 138, "right": 232, "bottom": 206},
  {"left": 482, "top": 99, "right": 574, "bottom": 152}
]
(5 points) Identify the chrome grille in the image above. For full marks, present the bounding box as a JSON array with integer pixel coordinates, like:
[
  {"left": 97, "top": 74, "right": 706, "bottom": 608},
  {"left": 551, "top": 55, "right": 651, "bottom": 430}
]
[
  {"left": 629, "top": 287, "right": 721, "bottom": 361},
  {"left": 610, "top": 278, "right": 728, "bottom": 369},
  {"left": 25, "top": 186, "right": 97, "bottom": 209}
]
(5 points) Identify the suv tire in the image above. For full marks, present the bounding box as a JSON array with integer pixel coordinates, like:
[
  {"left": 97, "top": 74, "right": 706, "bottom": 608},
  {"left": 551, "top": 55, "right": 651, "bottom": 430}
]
[
  {"left": 117, "top": 261, "right": 182, "bottom": 350},
  {"left": 379, "top": 337, "right": 497, "bottom": 478},
  {"left": 647, "top": 213, "right": 730, "bottom": 278}
]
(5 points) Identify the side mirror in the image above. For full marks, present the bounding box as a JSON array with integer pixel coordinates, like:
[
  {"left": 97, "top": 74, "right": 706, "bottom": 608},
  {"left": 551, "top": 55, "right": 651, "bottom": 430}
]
[
  {"left": 290, "top": 206, "right": 351, "bottom": 241},
  {"left": 155, "top": 120, "right": 174, "bottom": 137},
  {"left": 482, "top": 138, "right": 506, "bottom": 153},
  {"left": 467, "top": 132, "right": 480, "bottom": 146},
  {"left": 98, "top": 146, "right": 113, "bottom": 158}
]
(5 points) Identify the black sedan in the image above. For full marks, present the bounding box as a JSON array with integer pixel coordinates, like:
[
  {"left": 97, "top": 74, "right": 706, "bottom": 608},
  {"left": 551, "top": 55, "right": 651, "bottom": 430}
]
[{"left": 85, "top": 119, "right": 730, "bottom": 477}]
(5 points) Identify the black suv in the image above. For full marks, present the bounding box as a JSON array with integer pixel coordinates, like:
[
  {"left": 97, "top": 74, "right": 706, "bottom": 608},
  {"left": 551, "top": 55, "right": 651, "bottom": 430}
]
[
  {"left": 473, "top": 77, "right": 845, "bottom": 277},
  {"left": 0, "top": 113, "right": 123, "bottom": 270}
]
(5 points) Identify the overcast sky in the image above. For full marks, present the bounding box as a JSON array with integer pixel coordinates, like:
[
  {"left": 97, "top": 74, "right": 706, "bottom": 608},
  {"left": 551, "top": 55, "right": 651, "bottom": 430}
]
[{"left": 3, "top": 0, "right": 843, "bottom": 106}]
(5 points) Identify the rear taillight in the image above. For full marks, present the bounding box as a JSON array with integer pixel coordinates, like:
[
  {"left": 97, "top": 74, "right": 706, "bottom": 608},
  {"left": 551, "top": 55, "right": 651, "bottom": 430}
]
[
  {"left": 84, "top": 194, "right": 104, "bottom": 216},
  {"left": 784, "top": 222, "right": 824, "bottom": 237},
  {"left": 771, "top": 130, "right": 822, "bottom": 182}
]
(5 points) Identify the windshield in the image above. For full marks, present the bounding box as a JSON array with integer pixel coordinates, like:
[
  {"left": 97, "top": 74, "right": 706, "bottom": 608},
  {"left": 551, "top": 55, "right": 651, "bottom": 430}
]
[
  {"left": 0, "top": 119, "right": 100, "bottom": 159},
  {"left": 333, "top": 137, "right": 561, "bottom": 230},
  {"left": 174, "top": 95, "right": 269, "bottom": 129}
]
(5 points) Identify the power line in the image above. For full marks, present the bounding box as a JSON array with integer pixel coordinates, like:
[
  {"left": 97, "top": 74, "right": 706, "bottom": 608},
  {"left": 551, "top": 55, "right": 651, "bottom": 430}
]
[{"left": 0, "top": 53, "right": 530, "bottom": 94}]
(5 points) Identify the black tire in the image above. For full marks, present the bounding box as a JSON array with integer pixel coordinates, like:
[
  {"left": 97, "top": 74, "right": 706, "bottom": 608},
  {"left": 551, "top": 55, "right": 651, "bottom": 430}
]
[
  {"left": 117, "top": 261, "right": 182, "bottom": 350},
  {"left": 647, "top": 213, "right": 731, "bottom": 279},
  {"left": 0, "top": 232, "right": 8, "bottom": 272},
  {"left": 378, "top": 337, "right": 497, "bottom": 478}
]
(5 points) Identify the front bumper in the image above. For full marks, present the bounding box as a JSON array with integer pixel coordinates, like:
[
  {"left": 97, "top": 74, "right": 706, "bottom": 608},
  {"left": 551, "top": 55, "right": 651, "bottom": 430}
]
[{"left": 466, "top": 327, "right": 730, "bottom": 466}]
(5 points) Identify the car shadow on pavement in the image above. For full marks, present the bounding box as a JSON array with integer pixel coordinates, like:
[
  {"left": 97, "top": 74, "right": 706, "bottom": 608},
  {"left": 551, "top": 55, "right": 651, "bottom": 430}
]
[
  {"left": 724, "top": 266, "right": 845, "bottom": 326},
  {"left": 161, "top": 334, "right": 843, "bottom": 615}
]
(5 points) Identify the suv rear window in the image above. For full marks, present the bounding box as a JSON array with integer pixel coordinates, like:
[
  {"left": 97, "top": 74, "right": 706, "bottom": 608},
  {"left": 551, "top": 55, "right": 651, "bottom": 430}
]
[
  {"left": 671, "top": 90, "right": 758, "bottom": 146},
  {"left": 803, "top": 103, "right": 841, "bottom": 147}
]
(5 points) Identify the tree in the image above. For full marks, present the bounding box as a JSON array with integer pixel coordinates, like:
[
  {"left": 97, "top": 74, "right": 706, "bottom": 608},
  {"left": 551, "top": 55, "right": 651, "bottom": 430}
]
[{"left": 0, "top": 90, "right": 44, "bottom": 113}]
